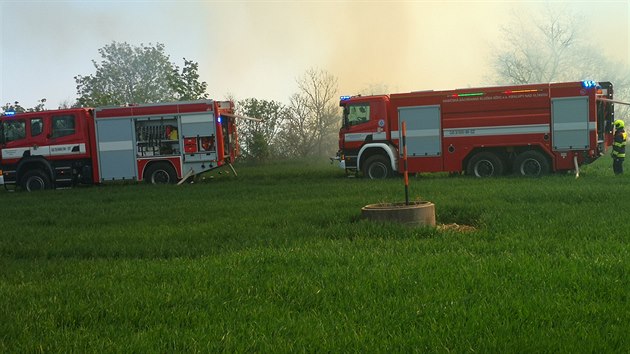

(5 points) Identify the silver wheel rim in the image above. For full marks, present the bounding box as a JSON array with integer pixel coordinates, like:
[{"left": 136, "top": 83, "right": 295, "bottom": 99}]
[
  {"left": 368, "top": 162, "right": 388, "bottom": 179},
  {"left": 474, "top": 160, "right": 494, "bottom": 177},
  {"left": 151, "top": 170, "right": 171, "bottom": 184},
  {"left": 26, "top": 176, "right": 46, "bottom": 191},
  {"left": 520, "top": 158, "right": 542, "bottom": 176}
]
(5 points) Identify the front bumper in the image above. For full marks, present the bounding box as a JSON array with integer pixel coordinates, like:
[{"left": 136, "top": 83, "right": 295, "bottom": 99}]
[{"left": 330, "top": 155, "right": 346, "bottom": 169}]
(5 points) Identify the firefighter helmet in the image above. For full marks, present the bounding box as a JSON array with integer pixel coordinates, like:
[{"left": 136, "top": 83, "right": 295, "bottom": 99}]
[{"left": 614, "top": 120, "right": 625, "bottom": 129}]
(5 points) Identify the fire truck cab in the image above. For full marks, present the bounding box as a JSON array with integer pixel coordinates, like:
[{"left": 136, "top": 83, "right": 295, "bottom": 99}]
[
  {"left": 338, "top": 81, "right": 615, "bottom": 178},
  {"left": 0, "top": 108, "right": 95, "bottom": 190}
]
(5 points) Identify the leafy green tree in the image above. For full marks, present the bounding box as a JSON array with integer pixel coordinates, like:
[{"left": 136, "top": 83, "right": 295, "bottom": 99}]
[
  {"left": 235, "top": 98, "right": 288, "bottom": 161},
  {"left": 75, "top": 42, "right": 207, "bottom": 107},
  {"left": 248, "top": 131, "right": 270, "bottom": 161},
  {"left": 1, "top": 102, "right": 26, "bottom": 114},
  {"left": 1, "top": 99, "right": 46, "bottom": 114},
  {"left": 172, "top": 59, "right": 208, "bottom": 101},
  {"left": 58, "top": 99, "right": 80, "bottom": 109}
]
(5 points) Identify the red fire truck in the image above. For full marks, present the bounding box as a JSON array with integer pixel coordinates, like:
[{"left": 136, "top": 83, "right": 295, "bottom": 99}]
[
  {"left": 0, "top": 100, "right": 238, "bottom": 191},
  {"left": 337, "top": 81, "right": 616, "bottom": 178}
]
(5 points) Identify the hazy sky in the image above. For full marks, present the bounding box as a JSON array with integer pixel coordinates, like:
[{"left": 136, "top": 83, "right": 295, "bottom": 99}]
[{"left": 1, "top": 0, "right": 628, "bottom": 109}]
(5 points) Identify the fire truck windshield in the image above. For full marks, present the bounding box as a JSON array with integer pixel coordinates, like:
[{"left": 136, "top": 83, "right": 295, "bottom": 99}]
[{"left": 344, "top": 104, "right": 370, "bottom": 127}]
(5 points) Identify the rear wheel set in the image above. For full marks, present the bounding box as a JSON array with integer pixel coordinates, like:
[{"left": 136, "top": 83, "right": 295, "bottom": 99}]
[{"left": 466, "top": 150, "right": 550, "bottom": 178}]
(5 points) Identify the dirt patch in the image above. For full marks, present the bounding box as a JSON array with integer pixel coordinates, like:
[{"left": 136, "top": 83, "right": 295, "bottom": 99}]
[{"left": 437, "top": 223, "right": 477, "bottom": 233}]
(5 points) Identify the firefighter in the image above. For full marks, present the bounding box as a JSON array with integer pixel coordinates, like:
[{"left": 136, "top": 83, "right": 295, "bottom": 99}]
[{"left": 612, "top": 119, "right": 627, "bottom": 175}]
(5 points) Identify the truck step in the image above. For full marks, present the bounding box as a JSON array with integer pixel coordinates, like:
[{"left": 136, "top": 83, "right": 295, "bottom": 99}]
[{"left": 3, "top": 180, "right": 18, "bottom": 192}]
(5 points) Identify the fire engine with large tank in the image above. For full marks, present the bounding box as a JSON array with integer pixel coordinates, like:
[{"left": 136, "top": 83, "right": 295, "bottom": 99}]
[{"left": 336, "top": 81, "right": 616, "bottom": 178}]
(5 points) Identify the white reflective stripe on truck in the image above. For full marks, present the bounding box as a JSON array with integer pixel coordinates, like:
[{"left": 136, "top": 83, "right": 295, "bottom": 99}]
[
  {"left": 391, "top": 129, "right": 440, "bottom": 138},
  {"left": 1, "top": 143, "right": 86, "bottom": 159},
  {"left": 442, "top": 124, "right": 550, "bottom": 137},
  {"left": 344, "top": 132, "right": 387, "bottom": 142},
  {"left": 98, "top": 141, "right": 133, "bottom": 152},
  {"left": 552, "top": 122, "right": 593, "bottom": 131}
]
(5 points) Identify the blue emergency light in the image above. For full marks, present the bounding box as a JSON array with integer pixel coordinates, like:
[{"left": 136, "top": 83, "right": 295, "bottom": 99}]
[
  {"left": 3, "top": 110, "right": 16, "bottom": 116},
  {"left": 340, "top": 95, "right": 351, "bottom": 101},
  {"left": 217, "top": 115, "right": 222, "bottom": 124},
  {"left": 581, "top": 80, "right": 598, "bottom": 89}
]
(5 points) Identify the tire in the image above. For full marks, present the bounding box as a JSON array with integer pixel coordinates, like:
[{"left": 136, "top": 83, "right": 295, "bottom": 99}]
[
  {"left": 513, "top": 151, "right": 550, "bottom": 177},
  {"left": 20, "top": 169, "right": 52, "bottom": 191},
  {"left": 144, "top": 162, "right": 177, "bottom": 184},
  {"left": 466, "top": 152, "right": 504, "bottom": 177},
  {"left": 362, "top": 155, "right": 392, "bottom": 179}
]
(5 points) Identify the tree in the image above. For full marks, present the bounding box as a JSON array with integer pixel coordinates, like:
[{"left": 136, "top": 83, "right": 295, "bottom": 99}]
[
  {"left": 75, "top": 42, "right": 207, "bottom": 107},
  {"left": 171, "top": 58, "right": 209, "bottom": 101},
  {"left": 247, "top": 131, "right": 270, "bottom": 162},
  {"left": 491, "top": 5, "right": 580, "bottom": 84},
  {"left": 278, "top": 93, "right": 318, "bottom": 158},
  {"left": 235, "top": 98, "right": 288, "bottom": 161},
  {"left": 358, "top": 83, "right": 390, "bottom": 96},
  {"left": 281, "top": 68, "right": 340, "bottom": 158},
  {"left": 1, "top": 99, "right": 46, "bottom": 114},
  {"left": 58, "top": 99, "right": 79, "bottom": 109},
  {"left": 490, "top": 4, "right": 629, "bottom": 116}
]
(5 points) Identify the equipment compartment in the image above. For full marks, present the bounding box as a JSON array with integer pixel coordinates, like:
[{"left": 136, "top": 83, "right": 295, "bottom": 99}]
[{"left": 135, "top": 117, "right": 181, "bottom": 157}]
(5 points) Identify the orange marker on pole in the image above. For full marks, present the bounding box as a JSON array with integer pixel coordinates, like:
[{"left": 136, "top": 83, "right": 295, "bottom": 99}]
[{"left": 402, "top": 121, "right": 409, "bottom": 205}]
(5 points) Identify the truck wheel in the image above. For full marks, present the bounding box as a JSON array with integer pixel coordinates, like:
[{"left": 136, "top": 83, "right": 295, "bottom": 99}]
[
  {"left": 144, "top": 162, "right": 177, "bottom": 184},
  {"left": 363, "top": 155, "right": 392, "bottom": 179},
  {"left": 513, "top": 151, "right": 550, "bottom": 177},
  {"left": 20, "top": 169, "right": 52, "bottom": 191},
  {"left": 467, "top": 152, "right": 504, "bottom": 177}
]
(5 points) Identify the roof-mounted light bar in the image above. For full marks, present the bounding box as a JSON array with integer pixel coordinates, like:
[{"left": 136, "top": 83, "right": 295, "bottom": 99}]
[{"left": 582, "top": 80, "right": 599, "bottom": 89}]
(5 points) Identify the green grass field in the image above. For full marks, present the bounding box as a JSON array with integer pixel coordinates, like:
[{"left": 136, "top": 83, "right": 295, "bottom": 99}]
[{"left": 1, "top": 157, "right": 629, "bottom": 352}]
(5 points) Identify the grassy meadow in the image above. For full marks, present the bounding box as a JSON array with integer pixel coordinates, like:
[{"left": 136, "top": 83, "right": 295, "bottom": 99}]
[{"left": 1, "top": 156, "right": 629, "bottom": 352}]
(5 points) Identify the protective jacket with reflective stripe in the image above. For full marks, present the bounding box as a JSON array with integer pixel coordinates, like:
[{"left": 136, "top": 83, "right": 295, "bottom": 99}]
[{"left": 612, "top": 129, "right": 627, "bottom": 158}]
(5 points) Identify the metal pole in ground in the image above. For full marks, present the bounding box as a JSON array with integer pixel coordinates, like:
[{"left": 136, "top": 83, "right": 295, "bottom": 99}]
[{"left": 402, "top": 121, "right": 409, "bottom": 205}]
